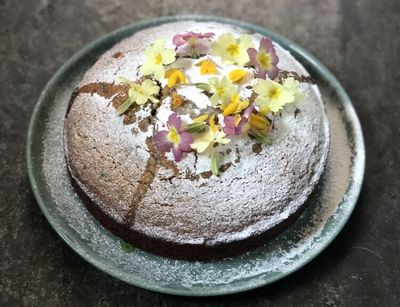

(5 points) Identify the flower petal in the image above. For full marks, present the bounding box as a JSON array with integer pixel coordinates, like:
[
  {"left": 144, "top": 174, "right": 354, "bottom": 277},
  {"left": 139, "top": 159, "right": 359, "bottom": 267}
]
[
  {"left": 154, "top": 130, "right": 172, "bottom": 152},
  {"left": 229, "top": 69, "right": 247, "bottom": 83},
  {"left": 136, "top": 94, "right": 148, "bottom": 105},
  {"left": 172, "top": 147, "right": 183, "bottom": 162},
  {"left": 140, "top": 62, "right": 154, "bottom": 76},
  {"left": 167, "top": 112, "right": 182, "bottom": 131},
  {"left": 191, "top": 141, "right": 210, "bottom": 153},
  {"left": 223, "top": 116, "right": 237, "bottom": 135},
  {"left": 153, "top": 65, "right": 165, "bottom": 81},
  {"left": 178, "top": 131, "right": 194, "bottom": 152},
  {"left": 153, "top": 38, "right": 165, "bottom": 51},
  {"left": 259, "top": 37, "right": 274, "bottom": 53},
  {"left": 243, "top": 103, "right": 255, "bottom": 118},
  {"left": 162, "top": 48, "right": 176, "bottom": 65},
  {"left": 236, "top": 116, "right": 248, "bottom": 134},
  {"left": 172, "top": 34, "right": 186, "bottom": 47}
]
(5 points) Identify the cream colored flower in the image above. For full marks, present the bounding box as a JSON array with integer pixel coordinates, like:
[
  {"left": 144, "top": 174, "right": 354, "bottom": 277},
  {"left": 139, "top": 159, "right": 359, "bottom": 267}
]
[
  {"left": 253, "top": 79, "right": 295, "bottom": 113},
  {"left": 140, "top": 39, "right": 176, "bottom": 80},
  {"left": 191, "top": 115, "right": 231, "bottom": 153},
  {"left": 283, "top": 77, "right": 304, "bottom": 102},
  {"left": 221, "top": 93, "right": 249, "bottom": 116},
  {"left": 211, "top": 33, "right": 254, "bottom": 65},
  {"left": 208, "top": 76, "right": 236, "bottom": 106},
  {"left": 116, "top": 79, "right": 160, "bottom": 114}
]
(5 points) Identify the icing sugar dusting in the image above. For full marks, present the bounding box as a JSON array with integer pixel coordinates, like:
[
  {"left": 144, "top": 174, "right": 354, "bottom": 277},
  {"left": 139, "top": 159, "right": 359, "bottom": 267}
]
[
  {"left": 66, "top": 21, "right": 330, "bottom": 245},
  {"left": 41, "top": 77, "right": 353, "bottom": 291},
  {"left": 38, "top": 21, "right": 358, "bottom": 292}
]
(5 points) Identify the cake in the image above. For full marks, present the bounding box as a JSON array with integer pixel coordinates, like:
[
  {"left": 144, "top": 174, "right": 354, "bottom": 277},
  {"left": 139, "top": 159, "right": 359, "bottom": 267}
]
[{"left": 64, "top": 21, "right": 330, "bottom": 261}]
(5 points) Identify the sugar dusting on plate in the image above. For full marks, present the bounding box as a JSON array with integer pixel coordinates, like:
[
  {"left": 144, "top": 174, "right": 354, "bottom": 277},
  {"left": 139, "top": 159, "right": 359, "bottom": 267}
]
[{"left": 41, "top": 77, "right": 354, "bottom": 292}]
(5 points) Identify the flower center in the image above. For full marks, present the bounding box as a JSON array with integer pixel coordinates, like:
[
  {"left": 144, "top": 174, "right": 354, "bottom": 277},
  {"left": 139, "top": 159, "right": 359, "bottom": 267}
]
[
  {"left": 154, "top": 53, "right": 162, "bottom": 64},
  {"left": 187, "top": 37, "right": 197, "bottom": 47},
  {"left": 135, "top": 86, "right": 144, "bottom": 95},
  {"left": 257, "top": 51, "right": 271, "bottom": 70},
  {"left": 167, "top": 127, "right": 181, "bottom": 145},
  {"left": 226, "top": 44, "right": 240, "bottom": 56},
  {"left": 268, "top": 87, "right": 281, "bottom": 100},
  {"left": 216, "top": 86, "right": 225, "bottom": 96}
]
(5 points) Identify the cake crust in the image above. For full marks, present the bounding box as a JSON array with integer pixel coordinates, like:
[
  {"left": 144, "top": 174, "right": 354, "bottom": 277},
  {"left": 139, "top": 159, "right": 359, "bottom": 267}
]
[{"left": 64, "top": 21, "right": 330, "bottom": 260}]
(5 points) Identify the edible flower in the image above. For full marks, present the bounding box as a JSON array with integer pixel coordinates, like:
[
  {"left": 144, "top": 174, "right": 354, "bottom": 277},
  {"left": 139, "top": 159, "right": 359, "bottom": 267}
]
[
  {"left": 165, "top": 68, "right": 187, "bottom": 88},
  {"left": 171, "top": 92, "right": 184, "bottom": 110},
  {"left": 247, "top": 37, "right": 279, "bottom": 79},
  {"left": 154, "top": 113, "right": 193, "bottom": 162},
  {"left": 223, "top": 104, "right": 255, "bottom": 135},
  {"left": 208, "top": 76, "right": 236, "bottom": 106},
  {"left": 249, "top": 112, "right": 270, "bottom": 133},
  {"left": 116, "top": 79, "right": 160, "bottom": 114},
  {"left": 192, "top": 114, "right": 209, "bottom": 123},
  {"left": 228, "top": 69, "right": 250, "bottom": 84},
  {"left": 140, "top": 39, "right": 176, "bottom": 80},
  {"left": 253, "top": 78, "right": 295, "bottom": 113},
  {"left": 211, "top": 33, "right": 254, "bottom": 65},
  {"left": 247, "top": 110, "right": 271, "bottom": 145},
  {"left": 172, "top": 31, "right": 215, "bottom": 47},
  {"left": 221, "top": 93, "right": 249, "bottom": 116},
  {"left": 172, "top": 31, "right": 215, "bottom": 57},
  {"left": 191, "top": 115, "right": 231, "bottom": 153},
  {"left": 183, "top": 113, "right": 210, "bottom": 134},
  {"left": 195, "top": 59, "right": 218, "bottom": 75},
  {"left": 283, "top": 77, "right": 304, "bottom": 102}
]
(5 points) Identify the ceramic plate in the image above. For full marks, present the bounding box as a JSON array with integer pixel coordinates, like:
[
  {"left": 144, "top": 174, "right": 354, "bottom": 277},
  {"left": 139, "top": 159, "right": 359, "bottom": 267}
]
[{"left": 27, "top": 16, "right": 365, "bottom": 296}]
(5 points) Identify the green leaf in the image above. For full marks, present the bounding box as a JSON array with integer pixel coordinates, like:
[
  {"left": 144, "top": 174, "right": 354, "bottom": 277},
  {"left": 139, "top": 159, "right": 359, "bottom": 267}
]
[
  {"left": 183, "top": 122, "right": 207, "bottom": 134},
  {"left": 248, "top": 128, "right": 272, "bottom": 145},
  {"left": 211, "top": 152, "right": 219, "bottom": 176},
  {"left": 120, "top": 241, "right": 135, "bottom": 253},
  {"left": 117, "top": 97, "right": 134, "bottom": 115},
  {"left": 195, "top": 83, "right": 210, "bottom": 91}
]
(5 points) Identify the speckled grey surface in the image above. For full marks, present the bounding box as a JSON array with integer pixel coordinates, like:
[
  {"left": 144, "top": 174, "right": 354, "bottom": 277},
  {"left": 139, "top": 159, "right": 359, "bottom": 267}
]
[{"left": 1, "top": 0, "right": 399, "bottom": 306}]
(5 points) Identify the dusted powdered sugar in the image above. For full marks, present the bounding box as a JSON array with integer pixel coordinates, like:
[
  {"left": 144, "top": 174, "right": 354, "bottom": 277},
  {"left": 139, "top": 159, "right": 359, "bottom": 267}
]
[
  {"left": 41, "top": 78, "right": 354, "bottom": 291},
  {"left": 65, "top": 21, "right": 330, "bottom": 246},
  {"left": 38, "top": 20, "right": 362, "bottom": 292}
]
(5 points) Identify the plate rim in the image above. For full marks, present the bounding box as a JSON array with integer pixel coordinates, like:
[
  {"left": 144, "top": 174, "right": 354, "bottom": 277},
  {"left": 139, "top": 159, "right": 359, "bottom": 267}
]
[{"left": 27, "top": 15, "right": 366, "bottom": 296}]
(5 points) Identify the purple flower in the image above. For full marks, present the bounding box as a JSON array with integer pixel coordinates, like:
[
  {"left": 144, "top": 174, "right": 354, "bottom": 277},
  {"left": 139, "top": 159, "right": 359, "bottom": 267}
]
[
  {"left": 154, "top": 113, "right": 194, "bottom": 162},
  {"left": 223, "top": 104, "right": 255, "bottom": 136},
  {"left": 247, "top": 37, "right": 279, "bottom": 79},
  {"left": 173, "top": 31, "right": 215, "bottom": 47},
  {"left": 172, "top": 31, "right": 215, "bottom": 56}
]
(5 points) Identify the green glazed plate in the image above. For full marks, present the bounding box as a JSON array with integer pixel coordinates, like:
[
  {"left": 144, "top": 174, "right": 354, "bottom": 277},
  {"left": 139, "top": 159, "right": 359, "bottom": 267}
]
[{"left": 27, "top": 16, "right": 365, "bottom": 296}]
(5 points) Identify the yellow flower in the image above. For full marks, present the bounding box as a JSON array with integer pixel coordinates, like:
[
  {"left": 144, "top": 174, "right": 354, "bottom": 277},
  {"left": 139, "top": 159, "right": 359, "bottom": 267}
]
[
  {"left": 253, "top": 79, "right": 295, "bottom": 113},
  {"left": 171, "top": 92, "right": 184, "bottom": 110},
  {"left": 192, "top": 114, "right": 209, "bottom": 123},
  {"left": 209, "top": 114, "right": 219, "bottom": 133},
  {"left": 195, "top": 59, "right": 218, "bottom": 75},
  {"left": 222, "top": 93, "right": 249, "bottom": 116},
  {"left": 165, "top": 68, "right": 187, "bottom": 88},
  {"left": 191, "top": 115, "right": 231, "bottom": 153},
  {"left": 116, "top": 79, "right": 160, "bottom": 114},
  {"left": 283, "top": 77, "right": 304, "bottom": 102},
  {"left": 140, "top": 39, "right": 176, "bottom": 80},
  {"left": 249, "top": 113, "right": 270, "bottom": 133},
  {"left": 259, "top": 105, "right": 271, "bottom": 115},
  {"left": 211, "top": 33, "right": 254, "bottom": 65},
  {"left": 208, "top": 76, "right": 236, "bottom": 106},
  {"left": 228, "top": 69, "right": 249, "bottom": 84}
]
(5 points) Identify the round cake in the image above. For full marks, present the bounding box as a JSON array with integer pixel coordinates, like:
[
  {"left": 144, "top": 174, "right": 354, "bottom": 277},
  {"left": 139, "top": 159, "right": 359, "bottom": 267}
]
[{"left": 64, "top": 21, "right": 330, "bottom": 260}]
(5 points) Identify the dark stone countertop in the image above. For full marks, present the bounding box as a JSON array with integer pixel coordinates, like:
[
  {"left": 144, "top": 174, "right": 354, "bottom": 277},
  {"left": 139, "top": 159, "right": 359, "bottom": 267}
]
[{"left": 1, "top": 0, "right": 399, "bottom": 306}]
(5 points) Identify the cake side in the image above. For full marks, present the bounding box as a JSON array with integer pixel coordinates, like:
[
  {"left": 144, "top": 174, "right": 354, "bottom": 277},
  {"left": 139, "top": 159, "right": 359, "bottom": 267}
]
[{"left": 64, "top": 21, "right": 330, "bottom": 260}]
